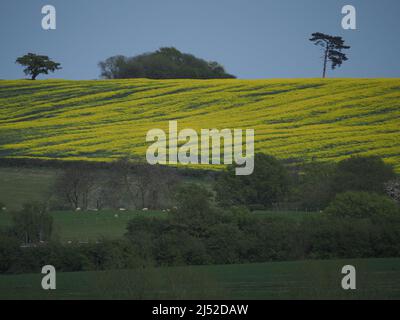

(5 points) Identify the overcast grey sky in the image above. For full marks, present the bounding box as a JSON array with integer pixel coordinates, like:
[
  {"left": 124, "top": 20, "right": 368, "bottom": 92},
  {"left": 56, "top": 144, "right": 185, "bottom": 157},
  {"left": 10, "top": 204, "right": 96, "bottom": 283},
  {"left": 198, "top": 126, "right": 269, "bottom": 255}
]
[{"left": 1, "top": 0, "right": 399, "bottom": 79}]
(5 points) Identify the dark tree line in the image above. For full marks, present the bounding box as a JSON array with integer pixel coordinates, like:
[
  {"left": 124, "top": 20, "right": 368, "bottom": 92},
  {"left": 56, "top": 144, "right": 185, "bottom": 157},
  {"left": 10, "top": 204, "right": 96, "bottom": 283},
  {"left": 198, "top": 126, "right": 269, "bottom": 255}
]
[
  {"left": 15, "top": 33, "right": 351, "bottom": 80},
  {"left": 215, "top": 154, "right": 397, "bottom": 212},
  {"left": 53, "top": 160, "right": 181, "bottom": 210}
]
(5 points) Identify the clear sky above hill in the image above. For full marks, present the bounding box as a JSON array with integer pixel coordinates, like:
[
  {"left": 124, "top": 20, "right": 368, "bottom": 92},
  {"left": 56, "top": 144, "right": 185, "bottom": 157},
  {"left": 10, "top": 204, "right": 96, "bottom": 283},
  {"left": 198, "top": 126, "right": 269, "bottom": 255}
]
[{"left": 1, "top": 0, "right": 399, "bottom": 79}]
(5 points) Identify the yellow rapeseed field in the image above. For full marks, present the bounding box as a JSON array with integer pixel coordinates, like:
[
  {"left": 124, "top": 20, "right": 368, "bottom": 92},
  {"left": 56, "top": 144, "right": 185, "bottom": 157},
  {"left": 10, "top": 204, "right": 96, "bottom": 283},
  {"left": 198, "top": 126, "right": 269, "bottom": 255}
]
[{"left": 0, "top": 78, "right": 399, "bottom": 170}]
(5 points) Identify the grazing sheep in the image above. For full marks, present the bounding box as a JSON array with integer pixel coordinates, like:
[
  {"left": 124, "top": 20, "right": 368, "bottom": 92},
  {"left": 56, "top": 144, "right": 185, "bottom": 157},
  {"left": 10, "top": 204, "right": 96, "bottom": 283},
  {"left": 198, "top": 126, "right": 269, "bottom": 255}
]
[
  {"left": 142, "top": 208, "right": 149, "bottom": 211},
  {"left": 119, "top": 208, "right": 127, "bottom": 211},
  {"left": 75, "top": 207, "right": 81, "bottom": 211}
]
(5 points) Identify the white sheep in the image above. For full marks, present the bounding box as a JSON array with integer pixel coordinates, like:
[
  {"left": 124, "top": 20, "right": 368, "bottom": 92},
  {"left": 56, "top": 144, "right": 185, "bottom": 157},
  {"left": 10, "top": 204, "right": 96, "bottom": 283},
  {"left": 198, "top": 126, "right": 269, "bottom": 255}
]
[
  {"left": 119, "top": 208, "right": 127, "bottom": 211},
  {"left": 142, "top": 208, "right": 149, "bottom": 211}
]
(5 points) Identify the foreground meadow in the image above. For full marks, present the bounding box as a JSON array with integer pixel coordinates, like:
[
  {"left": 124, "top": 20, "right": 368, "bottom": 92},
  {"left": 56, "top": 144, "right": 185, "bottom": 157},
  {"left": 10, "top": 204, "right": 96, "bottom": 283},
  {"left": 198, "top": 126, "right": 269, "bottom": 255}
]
[{"left": 0, "top": 258, "right": 399, "bottom": 300}]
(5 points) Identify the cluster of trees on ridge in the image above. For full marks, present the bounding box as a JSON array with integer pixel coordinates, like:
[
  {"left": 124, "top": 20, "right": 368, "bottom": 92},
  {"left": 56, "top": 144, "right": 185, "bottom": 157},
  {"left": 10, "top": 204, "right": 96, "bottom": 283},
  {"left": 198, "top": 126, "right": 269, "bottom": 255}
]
[
  {"left": 98, "top": 47, "right": 236, "bottom": 79},
  {"left": 0, "top": 154, "right": 399, "bottom": 273},
  {"left": 15, "top": 32, "right": 350, "bottom": 80}
]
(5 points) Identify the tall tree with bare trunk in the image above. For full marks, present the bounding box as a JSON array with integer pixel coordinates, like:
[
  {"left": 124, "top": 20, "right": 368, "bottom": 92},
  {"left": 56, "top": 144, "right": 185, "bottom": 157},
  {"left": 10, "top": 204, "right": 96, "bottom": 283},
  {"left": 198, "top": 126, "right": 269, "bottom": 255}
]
[{"left": 309, "top": 33, "right": 350, "bottom": 78}]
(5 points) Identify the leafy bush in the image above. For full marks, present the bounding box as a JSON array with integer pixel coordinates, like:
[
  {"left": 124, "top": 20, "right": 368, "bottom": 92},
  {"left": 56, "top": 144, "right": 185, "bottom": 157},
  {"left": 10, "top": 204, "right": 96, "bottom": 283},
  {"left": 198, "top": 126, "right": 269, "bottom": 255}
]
[
  {"left": 215, "top": 153, "right": 290, "bottom": 208},
  {"left": 0, "top": 232, "right": 20, "bottom": 273},
  {"left": 332, "top": 156, "right": 395, "bottom": 195},
  {"left": 124, "top": 185, "right": 400, "bottom": 267},
  {"left": 303, "top": 217, "right": 375, "bottom": 259},
  {"left": 2, "top": 212, "right": 400, "bottom": 274},
  {"left": 171, "top": 184, "right": 223, "bottom": 237},
  {"left": 325, "top": 191, "right": 399, "bottom": 221},
  {"left": 155, "top": 230, "right": 209, "bottom": 266},
  {"left": 292, "top": 161, "right": 336, "bottom": 211},
  {"left": 385, "top": 178, "right": 400, "bottom": 204},
  {"left": 205, "top": 223, "right": 245, "bottom": 264}
]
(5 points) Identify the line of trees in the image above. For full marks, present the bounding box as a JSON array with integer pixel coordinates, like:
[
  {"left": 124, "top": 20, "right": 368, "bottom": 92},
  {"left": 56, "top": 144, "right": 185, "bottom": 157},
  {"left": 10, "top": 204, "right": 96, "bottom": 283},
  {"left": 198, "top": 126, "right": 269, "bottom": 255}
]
[
  {"left": 15, "top": 32, "right": 350, "bottom": 80},
  {"left": 1, "top": 182, "right": 399, "bottom": 274},
  {"left": 1, "top": 154, "right": 397, "bottom": 216},
  {"left": 53, "top": 160, "right": 181, "bottom": 211},
  {"left": 215, "top": 154, "right": 397, "bottom": 212},
  {"left": 47, "top": 154, "right": 398, "bottom": 213}
]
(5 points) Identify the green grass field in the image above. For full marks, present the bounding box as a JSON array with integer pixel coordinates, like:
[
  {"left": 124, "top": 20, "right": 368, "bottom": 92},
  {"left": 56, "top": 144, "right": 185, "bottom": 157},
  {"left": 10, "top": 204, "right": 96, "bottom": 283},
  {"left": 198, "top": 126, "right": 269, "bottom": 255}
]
[
  {"left": 0, "top": 209, "right": 315, "bottom": 242},
  {"left": 0, "top": 167, "right": 57, "bottom": 211},
  {"left": 0, "top": 210, "right": 165, "bottom": 241},
  {"left": 0, "top": 258, "right": 399, "bottom": 300},
  {"left": 1, "top": 78, "right": 399, "bottom": 170},
  {"left": 0, "top": 166, "right": 166, "bottom": 240}
]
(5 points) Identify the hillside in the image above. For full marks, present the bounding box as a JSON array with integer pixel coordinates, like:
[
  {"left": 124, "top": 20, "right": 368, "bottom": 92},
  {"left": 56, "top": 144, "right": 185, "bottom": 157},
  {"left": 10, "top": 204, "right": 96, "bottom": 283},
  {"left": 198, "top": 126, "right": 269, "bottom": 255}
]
[{"left": 0, "top": 78, "right": 399, "bottom": 170}]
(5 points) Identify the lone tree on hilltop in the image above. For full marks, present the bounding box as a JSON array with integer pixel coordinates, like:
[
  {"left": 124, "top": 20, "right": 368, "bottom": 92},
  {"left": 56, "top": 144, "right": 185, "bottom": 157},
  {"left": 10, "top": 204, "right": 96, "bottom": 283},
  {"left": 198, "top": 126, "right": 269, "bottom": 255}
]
[
  {"left": 16, "top": 53, "right": 61, "bottom": 80},
  {"left": 309, "top": 33, "right": 350, "bottom": 78}
]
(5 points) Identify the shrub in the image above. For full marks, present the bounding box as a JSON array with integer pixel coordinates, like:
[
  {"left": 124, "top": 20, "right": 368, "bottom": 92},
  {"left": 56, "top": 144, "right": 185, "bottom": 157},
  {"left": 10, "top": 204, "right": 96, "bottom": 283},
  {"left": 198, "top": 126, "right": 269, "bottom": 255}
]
[
  {"left": 205, "top": 223, "right": 245, "bottom": 264},
  {"left": 0, "top": 232, "right": 20, "bottom": 273},
  {"left": 155, "top": 230, "right": 209, "bottom": 266},
  {"left": 251, "top": 218, "right": 304, "bottom": 261},
  {"left": 247, "top": 204, "right": 266, "bottom": 211},
  {"left": 332, "top": 156, "right": 395, "bottom": 195},
  {"left": 292, "top": 161, "right": 336, "bottom": 211},
  {"left": 325, "top": 191, "right": 399, "bottom": 222},
  {"left": 80, "top": 239, "right": 144, "bottom": 270},
  {"left": 215, "top": 153, "right": 290, "bottom": 208},
  {"left": 171, "top": 184, "right": 223, "bottom": 237},
  {"left": 304, "top": 217, "right": 375, "bottom": 259},
  {"left": 385, "top": 178, "right": 400, "bottom": 204}
]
